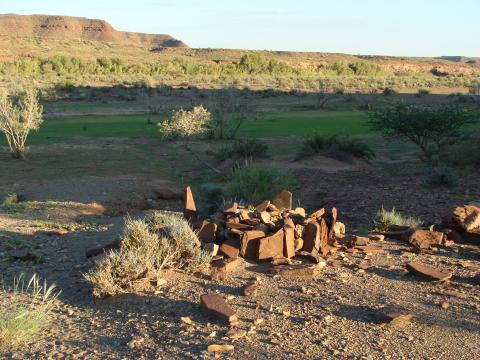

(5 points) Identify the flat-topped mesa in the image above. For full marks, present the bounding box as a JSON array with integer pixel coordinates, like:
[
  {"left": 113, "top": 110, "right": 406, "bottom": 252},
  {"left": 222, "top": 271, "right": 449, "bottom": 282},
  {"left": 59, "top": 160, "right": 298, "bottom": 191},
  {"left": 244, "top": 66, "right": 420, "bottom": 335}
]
[{"left": 0, "top": 14, "right": 187, "bottom": 48}]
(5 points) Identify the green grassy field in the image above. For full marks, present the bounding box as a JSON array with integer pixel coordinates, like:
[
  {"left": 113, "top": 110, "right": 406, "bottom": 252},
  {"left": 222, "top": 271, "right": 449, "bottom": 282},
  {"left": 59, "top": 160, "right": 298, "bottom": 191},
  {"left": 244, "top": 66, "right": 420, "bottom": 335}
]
[{"left": 0, "top": 110, "right": 372, "bottom": 145}]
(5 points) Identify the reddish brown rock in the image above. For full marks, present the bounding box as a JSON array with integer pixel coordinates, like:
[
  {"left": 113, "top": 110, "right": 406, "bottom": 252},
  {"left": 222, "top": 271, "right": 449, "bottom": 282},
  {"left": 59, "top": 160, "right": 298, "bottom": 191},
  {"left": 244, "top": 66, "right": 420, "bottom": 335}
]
[
  {"left": 270, "top": 256, "right": 292, "bottom": 265},
  {"left": 183, "top": 186, "right": 197, "bottom": 221},
  {"left": 226, "top": 222, "right": 253, "bottom": 231},
  {"left": 271, "top": 264, "right": 321, "bottom": 278},
  {"left": 452, "top": 205, "right": 480, "bottom": 231},
  {"left": 302, "top": 222, "right": 321, "bottom": 254},
  {"left": 408, "top": 229, "right": 447, "bottom": 251},
  {"left": 200, "top": 293, "right": 238, "bottom": 325},
  {"left": 219, "top": 238, "right": 241, "bottom": 259},
  {"left": 255, "top": 200, "right": 270, "bottom": 213},
  {"left": 406, "top": 261, "right": 453, "bottom": 282},
  {"left": 223, "top": 202, "right": 238, "bottom": 214},
  {"left": 198, "top": 222, "right": 217, "bottom": 243},
  {"left": 210, "top": 258, "right": 240, "bottom": 282},
  {"left": 354, "top": 245, "right": 384, "bottom": 253},
  {"left": 258, "top": 229, "right": 285, "bottom": 260},
  {"left": 240, "top": 230, "right": 265, "bottom": 259},
  {"left": 283, "top": 219, "right": 296, "bottom": 259},
  {"left": 305, "top": 208, "right": 325, "bottom": 222},
  {"left": 259, "top": 211, "right": 272, "bottom": 224},
  {"left": 376, "top": 306, "right": 413, "bottom": 327},
  {"left": 272, "top": 190, "right": 292, "bottom": 210},
  {"left": 241, "top": 281, "right": 259, "bottom": 297},
  {"left": 346, "top": 235, "right": 370, "bottom": 248}
]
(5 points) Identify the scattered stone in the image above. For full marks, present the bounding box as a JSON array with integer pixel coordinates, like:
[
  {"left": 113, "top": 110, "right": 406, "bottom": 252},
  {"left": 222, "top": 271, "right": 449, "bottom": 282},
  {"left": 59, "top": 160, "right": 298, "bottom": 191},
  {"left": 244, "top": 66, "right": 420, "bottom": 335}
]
[
  {"left": 272, "top": 190, "right": 292, "bottom": 210},
  {"left": 440, "top": 301, "right": 450, "bottom": 309},
  {"left": 283, "top": 218, "right": 296, "bottom": 259},
  {"left": 346, "top": 235, "right": 370, "bottom": 248},
  {"left": 226, "top": 328, "right": 247, "bottom": 340},
  {"left": 42, "top": 228, "right": 69, "bottom": 236},
  {"left": 210, "top": 258, "right": 240, "bottom": 282},
  {"left": 406, "top": 261, "right": 453, "bottom": 282},
  {"left": 358, "top": 262, "right": 371, "bottom": 270},
  {"left": 127, "top": 337, "right": 145, "bottom": 349},
  {"left": 408, "top": 230, "right": 447, "bottom": 251},
  {"left": 355, "top": 245, "right": 383, "bottom": 253},
  {"left": 271, "top": 264, "right": 321, "bottom": 278},
  {"left": 255, "top": 200, "right": 270, "bottom": 213},
  {"left": 270, "top": 256, "right": 292, "bottom": 265},
  {"left": 451, "top": 205, "right": 480, "bottom": 231},
  {"left": 259, "top": 211, "right": 272, "bottom": 224},
  {"left": 254, "top": 318, "right": 264, "bottom": 326},
  {"left": 201, "top": 294, "right": 238, "bottom": 326},
  {"left": 181, "top": 316, "right": 193, "bottom": 325},
  {"left": 241, "top": 281, "right": 259, "bottom": 297},
  {"left": 207, "top": 344, "right": 234, "bottom": 352},
  {"left": 333, "top": 222, "right": 346, "bottom": 236},
  {"left": 293, "top": 207, "right": 306, "bottom": 218},
  {"left": 376, "top": 306, "right": 413, "bottom": 327},
  {"left": 369, "top": 234, "right": 385, "bottom": 241}
]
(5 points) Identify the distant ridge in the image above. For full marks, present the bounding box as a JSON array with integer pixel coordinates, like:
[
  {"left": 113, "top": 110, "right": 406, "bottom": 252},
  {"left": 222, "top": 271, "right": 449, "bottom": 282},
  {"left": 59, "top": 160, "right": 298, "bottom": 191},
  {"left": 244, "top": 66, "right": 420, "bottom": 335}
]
[{"left": 0, "top": 14, "right": 187, "bottom": 48}]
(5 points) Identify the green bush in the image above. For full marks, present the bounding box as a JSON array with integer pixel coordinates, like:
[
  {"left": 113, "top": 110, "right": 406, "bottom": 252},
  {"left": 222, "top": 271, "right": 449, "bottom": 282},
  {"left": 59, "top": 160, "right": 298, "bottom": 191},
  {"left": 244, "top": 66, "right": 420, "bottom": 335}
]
[
  {"left": 422, "top": 165, "right": 457, "bottom": 187},
  {"left": 2, "top": 193, "right": 20, "bottom": 207},
  {"left": 196, "top": 183, "right": 225, "bottom": 215},
  {"left": 213, "top": 138, "right": 269, "bottom": 162},
  {"left": 84, "top": 213, "right": 211, "bottom": 298},
  {"left": 298, "top": 134, "right": 375, "bottom": 160},
  {"left": 226, "top": 162, "right": 296, "bottom": 202},
  {"left": 444, "top": 135, "right": 480, "bottom": 169},
  {"left": 371, "top": 208, "right": 422, "bottom": 231}
]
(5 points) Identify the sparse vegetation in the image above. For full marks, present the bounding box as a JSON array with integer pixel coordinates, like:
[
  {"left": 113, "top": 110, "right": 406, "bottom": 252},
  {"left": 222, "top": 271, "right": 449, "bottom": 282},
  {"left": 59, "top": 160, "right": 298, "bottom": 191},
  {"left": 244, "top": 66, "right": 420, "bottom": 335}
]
[
  {"left": 84, "top": 213, "right": 211, "bottom": 298},
  {"left": 226, "top": 162, "right": 296, "bottom": 202},
  {"left": 422, "top": 165, "right": 458, "bottom": 187},
  {"left": 0, "top": 274, "right": 58, "bottom": 349},
  {"left": 297, "top": 134, "right": 375, "bottom": 160},
  {"left": 2, "top": 193, "right": 20, "bottom": 207},
  {"left": 368, "top": 104, "right": 477, "bottom": 161},
  {"left": 213, "top": 138, "right": 269, "bottom": 162},
  {"left": 371, "top": 208, "right": 422, "bottom": 232},
  {"left": 0, "top": 88, "right": 43, "bottom": 159}
]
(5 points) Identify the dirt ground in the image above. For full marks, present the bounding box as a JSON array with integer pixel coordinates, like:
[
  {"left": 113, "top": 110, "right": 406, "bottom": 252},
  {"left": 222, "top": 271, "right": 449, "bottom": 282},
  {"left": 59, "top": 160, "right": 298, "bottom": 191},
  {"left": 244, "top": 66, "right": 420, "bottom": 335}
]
[{"left": 1, "top": 139, "right": 479, "bottom": 359}]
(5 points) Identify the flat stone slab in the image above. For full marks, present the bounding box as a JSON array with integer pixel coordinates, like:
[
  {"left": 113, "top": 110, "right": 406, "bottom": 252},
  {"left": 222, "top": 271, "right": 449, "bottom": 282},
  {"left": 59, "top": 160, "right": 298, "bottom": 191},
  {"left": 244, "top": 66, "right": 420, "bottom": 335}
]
[
  {"left": 200, "top": 293, "right": 238, "bottom": 325},
  {"left": 406, "top": 261, "right": 453, "bottom": 282},
  {"left": 376, "top": 306, "right": 413, "bottom": 327}
]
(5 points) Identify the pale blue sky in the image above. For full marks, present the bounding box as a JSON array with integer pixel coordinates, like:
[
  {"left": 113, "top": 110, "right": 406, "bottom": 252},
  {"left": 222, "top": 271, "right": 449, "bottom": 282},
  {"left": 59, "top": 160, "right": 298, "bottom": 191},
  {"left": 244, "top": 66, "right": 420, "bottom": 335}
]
[{"left": 1, "top": 0, "right": 479, "bottom": 56}]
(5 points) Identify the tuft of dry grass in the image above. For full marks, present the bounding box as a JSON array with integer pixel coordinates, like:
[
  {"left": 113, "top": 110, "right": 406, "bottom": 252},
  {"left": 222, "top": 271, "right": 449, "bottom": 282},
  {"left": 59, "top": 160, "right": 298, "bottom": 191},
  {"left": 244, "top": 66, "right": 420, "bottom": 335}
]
[
  {"left": 371, "top": 207, "right": 422, "bottom": 232},
  {"left": 84, "top": 212, "right": 211, "bottom": 298},
  {"left": 0, "top": 274, "right": 59, "bottom": 350}
]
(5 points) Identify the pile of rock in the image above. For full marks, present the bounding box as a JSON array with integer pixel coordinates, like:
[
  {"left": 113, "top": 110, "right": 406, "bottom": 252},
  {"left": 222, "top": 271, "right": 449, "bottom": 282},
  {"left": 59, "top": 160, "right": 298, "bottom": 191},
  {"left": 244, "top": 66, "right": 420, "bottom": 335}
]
[{"left": 184, "top": 187, "right": 345, "bottom": 266}]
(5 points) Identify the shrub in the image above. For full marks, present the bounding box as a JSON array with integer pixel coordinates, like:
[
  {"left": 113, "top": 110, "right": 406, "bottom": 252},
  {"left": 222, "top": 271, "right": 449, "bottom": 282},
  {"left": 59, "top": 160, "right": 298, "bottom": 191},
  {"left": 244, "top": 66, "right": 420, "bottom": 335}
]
[
  {"left": 416, "top": 89, "right": 430, "bottom": 97},
  {"left": 0, "top": 274, "right": 58, "bottom": 349},
  {"left": 226, "top": 162, "right": 296, "bottom": 202},
  {"left": 382, "top": 87, "right": 397, "bottom": 96},
  {"left": 2, "top": 193, "right": 20, "bottom": 207},
  {"left": 371, "top": 208, "right": 422, "bottom": 232},
  {"left": 84, "top": 213, "right": 211, "bottom": 298},
  {"left": 0, "top": 89, "right": 43, "bottom": 159},
  {"left": 213, "top": 138, "right": 269, "bottom": 162},
  {"left": 298, "top": 134, "right": 375, "bottom": 160},
  {"left": 443, "top": 135, "right": 480, "bottom": 169},
  {"left": 159, "top": 106, "right": 211, "bottom": 141},
  {"left": 196, "top": 183, "right": 225, "bottom": 215},
  {"left": 422, "top": 165, "right": 457, "bottom": 187},
  {"left": 368, "top": 104, "right": 477, "bottom": 161}
]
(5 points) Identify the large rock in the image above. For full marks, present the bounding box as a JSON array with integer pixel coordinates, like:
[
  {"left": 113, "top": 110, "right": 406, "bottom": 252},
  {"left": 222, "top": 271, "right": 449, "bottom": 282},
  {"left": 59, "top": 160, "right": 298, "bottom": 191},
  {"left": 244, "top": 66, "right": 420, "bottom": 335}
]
[
  {"left": 452, "top": 205, "right": 480, "bottom": 231},
  {"left": 283, "top": 218, "right": 296, "bottom": 259},
  {"left": 198, "top": 222, "right": 217, "bottom": 243},
  {"left": 183, "top": 186, "right": 197, "bottom": 221},
  {"left": 406, "top": 261, "right": 453, "bottom": 282},
  {"left": 408, "top": 229, "right": 447, "bottom": 251},
  {"left": 258, "top": 229, "right": 284, "bottom": 260},
  {"left": 240, "top": 230, "right": 265, "bottom": 259},
  {"left": 272, "top": 190, "right": 292, "bottom": 210},
  {"left": 302, "top": 222, "right": 321, "bottom": 254},
  {"left": 219, "top": 238, "right": 241, "bottom": 259},
  {"left": 200, "top": 294, "right": 238, "bottom": 325}
]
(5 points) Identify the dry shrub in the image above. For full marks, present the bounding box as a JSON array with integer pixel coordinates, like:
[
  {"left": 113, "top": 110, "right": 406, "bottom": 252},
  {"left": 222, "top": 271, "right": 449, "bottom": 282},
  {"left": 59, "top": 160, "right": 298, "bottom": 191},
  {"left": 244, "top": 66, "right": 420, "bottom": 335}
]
[
  {"left": 84, "top": 212, "right": 211, "bottom": 298},
  {"left": 0, "top": 274, "right": 58, "bottom": 349}
]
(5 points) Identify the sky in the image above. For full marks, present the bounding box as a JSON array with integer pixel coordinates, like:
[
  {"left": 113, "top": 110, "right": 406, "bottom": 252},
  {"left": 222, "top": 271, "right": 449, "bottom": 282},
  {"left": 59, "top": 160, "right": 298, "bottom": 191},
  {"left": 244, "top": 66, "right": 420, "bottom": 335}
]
[{"left": 1, "top": 0, "right": 479, "bottom": 57}]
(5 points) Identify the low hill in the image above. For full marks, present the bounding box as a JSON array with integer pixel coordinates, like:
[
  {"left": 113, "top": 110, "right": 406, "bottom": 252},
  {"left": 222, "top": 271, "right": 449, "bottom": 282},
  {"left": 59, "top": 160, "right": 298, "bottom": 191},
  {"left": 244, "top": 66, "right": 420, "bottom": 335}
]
[{"left": 0, "top": 14, "right": 187, "bottom": 48}]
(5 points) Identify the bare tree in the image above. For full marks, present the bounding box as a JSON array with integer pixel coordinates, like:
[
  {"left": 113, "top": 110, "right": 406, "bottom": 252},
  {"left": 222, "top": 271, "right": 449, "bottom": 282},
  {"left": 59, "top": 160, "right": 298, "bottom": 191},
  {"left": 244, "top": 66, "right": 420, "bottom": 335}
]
[
  {"left": 210, "top": 88, "right": 255, "bottom": 140},
  {"left": 0, "top": 89, "right": 43, "bottom": 159}
]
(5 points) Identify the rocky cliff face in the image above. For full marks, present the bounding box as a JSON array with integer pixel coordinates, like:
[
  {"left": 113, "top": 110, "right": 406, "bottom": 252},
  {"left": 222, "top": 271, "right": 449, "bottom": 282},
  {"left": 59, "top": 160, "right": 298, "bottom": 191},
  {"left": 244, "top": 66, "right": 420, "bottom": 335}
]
[{"left": 0, "top": 14, "right": 187, "bottom": 48}]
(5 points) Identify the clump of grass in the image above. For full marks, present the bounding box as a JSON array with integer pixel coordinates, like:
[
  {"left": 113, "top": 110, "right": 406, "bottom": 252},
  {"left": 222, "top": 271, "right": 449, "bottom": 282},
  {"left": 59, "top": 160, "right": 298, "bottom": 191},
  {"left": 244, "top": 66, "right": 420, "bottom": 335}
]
[
  {"left": 0, "top": 274, "right": 58, "bottom": 349},
  {"left": 213, "top": 138, "right": 269, "bottom": 162},
  {"left": 422, "top": 165, "right": 457, "bottom": 188},
  {"left": 298, "top": 134, "right": 375, "bottom": 160},
  {"left": 84, "top": 213, "right": 211, "bottom": 298},
  {"left": 371, "top": 207, "right": 422, "bottom": 232},
  {"left": 2, "top": 193, "right": 21, "bottom": 207},
  {"left": 226, "top": 161, "right": 296, "bottom": 202}
]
